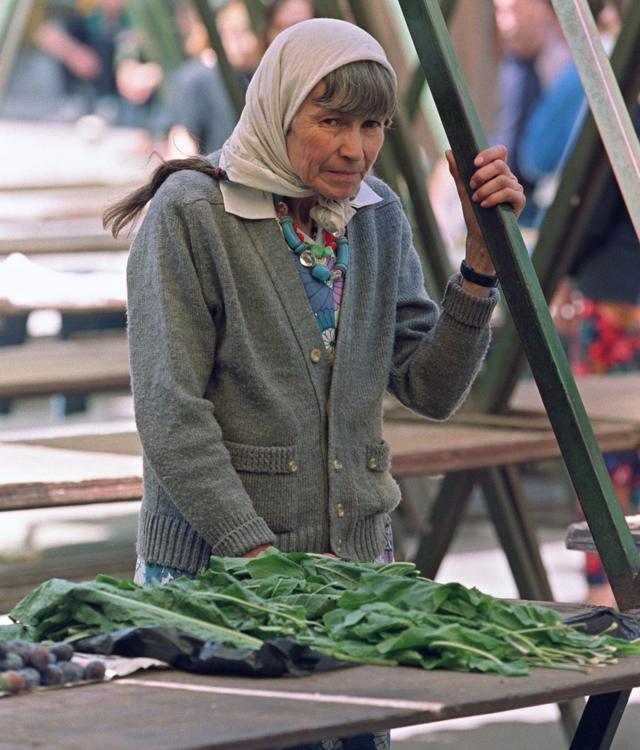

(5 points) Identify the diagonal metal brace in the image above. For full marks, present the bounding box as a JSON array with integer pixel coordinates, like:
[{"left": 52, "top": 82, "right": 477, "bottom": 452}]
[{"left": 398, "top": 0, "right": 640, "bottom": 610}]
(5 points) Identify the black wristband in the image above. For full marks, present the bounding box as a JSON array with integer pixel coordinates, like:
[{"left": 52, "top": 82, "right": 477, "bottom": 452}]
[{"left": 459, "top": 259, "right": 498, "bottom": 288}]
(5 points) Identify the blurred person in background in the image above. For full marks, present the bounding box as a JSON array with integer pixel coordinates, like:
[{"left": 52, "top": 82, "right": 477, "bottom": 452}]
[
  {"left": 33, "top": 0, "right": 163, "bottom": 130},
  {"left": 259, "top": 0, "right": 315, "bottom": 52},
  {"left": 162, "top": 0, "right": 257, "bottom": 158},
  {"left": 516, "top": 0, "right": 639, "bottom": 606},
  {"left": 162, "top": 0, "right": 314, "bottom": 159},
  {"left": 491, "top": 0, "right": 570, "bottom": 225},
  {"left": 428, "top": 0, "right": 568, "bottom": 251}
]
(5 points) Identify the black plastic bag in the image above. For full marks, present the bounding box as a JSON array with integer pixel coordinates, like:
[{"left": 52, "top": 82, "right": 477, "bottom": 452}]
[
  {"left": 564, "top": 607, "right": 640, "bottom": 640},
  {"left": 76, "top": 626, "right": 350, "bottom": 677}
]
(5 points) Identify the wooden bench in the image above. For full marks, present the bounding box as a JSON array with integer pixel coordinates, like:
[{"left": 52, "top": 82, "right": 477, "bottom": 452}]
[{"left": 0, "top": 334, "right": 129, "bottom": 399}]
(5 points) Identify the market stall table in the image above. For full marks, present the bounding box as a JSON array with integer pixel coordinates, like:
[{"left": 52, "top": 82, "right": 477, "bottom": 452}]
[
  {"left": 511, "top": 372, "right": 640, "bottom": 425},
  {"left": 0, "top": 334, "right": 129, "bottom": 399},
  {"left": 1, "top": 616, "right": 637, "bottom": 750},
  {"left": 0, "top": 443, "right": 142, "bottom": 511},
  {"left": 0, "top": 412, "right": 640, "bottom": 504}
]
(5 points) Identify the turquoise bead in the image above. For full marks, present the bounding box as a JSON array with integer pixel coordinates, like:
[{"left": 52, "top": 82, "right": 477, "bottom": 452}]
[
  {"left": 311, "top": 264, "right": 331, "bottom": 283},
  {"left": 335, "top": 237, "right": 349, "bottom": 273},
  {"left": 273, "top": 195, "right": 348, "bottom": 280}
]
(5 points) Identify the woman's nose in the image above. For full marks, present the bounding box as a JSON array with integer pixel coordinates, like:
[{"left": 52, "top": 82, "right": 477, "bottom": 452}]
[{"left": 338, "top": 128, "right": 365, "bottom": 161}]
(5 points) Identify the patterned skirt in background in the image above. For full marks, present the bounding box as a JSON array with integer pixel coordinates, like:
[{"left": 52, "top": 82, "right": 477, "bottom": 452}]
[
  {"left": 134, "top": 517, "right": 396, "bottom": 750},
  {"left": 570, "top": 298, "right": 640, "bottom": 585}
]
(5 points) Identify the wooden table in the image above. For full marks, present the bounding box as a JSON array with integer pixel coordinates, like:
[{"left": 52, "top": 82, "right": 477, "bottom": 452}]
[
  {"left": 0, "top": 120, "right": 146, "bottom": 256},
  {"left": 384, "top": 414, "right": 639, "bottom": 476},
  {"left": 511, "top": 372, "right": 640, "bottom": 425},
  {"left": 0, "top": 334, "right": 129, "bottom": 399},
  {"left": 0, "top": 216, "right": 131, "bottom": 255},
  {"left": 1, "top": 629, "right": 638, "bottom": 750},
  {"left": 0, "top": 443, "right": 142, "bottom": 511},
  {"left": 1, "top": 414, "right": 637, "bottom": 513}
]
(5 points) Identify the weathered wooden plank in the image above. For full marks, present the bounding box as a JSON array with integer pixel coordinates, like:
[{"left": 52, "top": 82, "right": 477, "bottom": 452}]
[
  {"left": 385, "top": 420, "right": 639, "bottom": 477},
  {"left": 2, "top": 414, "right": 634, "bottom": 500},
  {"left": 0, "top": 217, "right": 131, "bottom": 255},
  {"left": 0, "top": 443, "right": 142, "bottom": 511},
  {"left": 0, "top": 334, "right": 130, "bottom": 398},
  {"left": 512, "top": 373, "right": 640, "bottom": 425},
  {"left": 2, "top": 651, "right": 640, "bottom": 750}
]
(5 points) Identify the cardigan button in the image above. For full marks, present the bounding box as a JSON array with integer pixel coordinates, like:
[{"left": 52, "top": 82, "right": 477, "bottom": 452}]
[
  {"left": 333, "top": 459, "right": 344, "bottom": 472},
  {"left": 335, "top": 503, "right": 345, "bottom": 518},
  {"left": 287, "top": 460, "right": 298, "bottom": 473},
  {"left": 368, "top": 456, "right": 379, "bottom": 470},
  {"left": 309, "top": 348, "right": 322, "bottom": 363},
  {"left": 335, "top": 539, "right": 343, "bottom": 553}
]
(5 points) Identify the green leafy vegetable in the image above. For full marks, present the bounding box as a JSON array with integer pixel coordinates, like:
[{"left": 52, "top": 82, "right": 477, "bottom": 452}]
[{"left": 4, "top": 549, "right": 639, "bottom": 677}]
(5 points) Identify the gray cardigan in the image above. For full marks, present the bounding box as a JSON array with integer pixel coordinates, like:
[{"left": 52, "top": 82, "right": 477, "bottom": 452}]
[{"left": 127, "top": 167, "right": 498, "bottom": 571}]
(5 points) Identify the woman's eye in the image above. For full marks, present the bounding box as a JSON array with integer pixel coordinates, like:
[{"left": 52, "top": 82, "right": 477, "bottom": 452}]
[
  {"left": 364, "top": 120, "right": 382, "bottom": 129},
  {"left": 322, "top": 118, "right": 339, "bottom": 126}
]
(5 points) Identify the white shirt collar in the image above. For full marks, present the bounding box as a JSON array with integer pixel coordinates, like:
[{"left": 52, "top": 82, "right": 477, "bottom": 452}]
[{"left": 219, "top": 178, "right": 382, "bottom": 220}]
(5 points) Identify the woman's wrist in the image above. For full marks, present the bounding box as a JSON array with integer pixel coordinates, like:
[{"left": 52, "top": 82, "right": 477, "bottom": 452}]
[
  {"left": 241, "top": 544, "right": 272, "bottom": 558},
  {"left": 459, "top": 259, "right": 498, "bottom": 287}
]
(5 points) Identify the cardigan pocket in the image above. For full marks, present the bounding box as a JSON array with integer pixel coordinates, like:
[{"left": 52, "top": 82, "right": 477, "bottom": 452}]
[
  {"left": 224, "top": 440, "right": 299, "bottom": 532},
  {"left": 357, "top": 441, "right": 402, "bottom": 516}
]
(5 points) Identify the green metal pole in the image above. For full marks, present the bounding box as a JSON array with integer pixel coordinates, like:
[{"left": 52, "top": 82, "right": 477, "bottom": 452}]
[
  {"left": 312, "top": 0, "right": 344, "bottom": 20},
  {"left": 243, "top": 0, "right": 265, "bottom": 37},
  {"left": 347, "top": 0, "right": 452, "bottom": 292},
  {"left": 404, "top": 0, "right": 458, "bottom": 120},
  {"left": 144, "top": 0, "right": 185, "bottom": 71},
  {"left": 124, "top": 0, "right": 165, "bottom": 69},
  {"left": 0, "top": 0, "right": 34, "bottom": 104},
  {"left": 192, "top": 0, "right": 247, "bottom": 119},
  {"left": 551, "top": 0, "right": 640, "bottom": 240},
  {"left": 399, "top": 0, "right": 640, "bottom": 609},
  {"left": 473, "top": 0, "right": 640, "bottom": 413}
]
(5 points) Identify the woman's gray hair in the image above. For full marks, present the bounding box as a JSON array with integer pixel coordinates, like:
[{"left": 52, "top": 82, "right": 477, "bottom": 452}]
[{"left": 313, "top": 60, "right": 397, "bottom": 125}]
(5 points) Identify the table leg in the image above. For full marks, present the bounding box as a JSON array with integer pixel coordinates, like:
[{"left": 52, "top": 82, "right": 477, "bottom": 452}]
[
  {"left": 569, "top": 690, "right": 631, "bottom": 750},
  {"left": 411, "top": 471, "right": 477, "bottom": 578},
  {"left": 480, "top": 466, "right": 553, "bottom": 601},
  {"left": 480, "top": 466, "right": 584, "bottom": 739}
]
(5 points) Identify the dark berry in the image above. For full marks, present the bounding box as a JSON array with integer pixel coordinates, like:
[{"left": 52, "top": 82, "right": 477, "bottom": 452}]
[
  {"left": 0, "top": 639, "right": 8, "bottom": 656},
  {"left": 19, "top": 667, "right": 41, "bottom": 690},
  {"left": 27, "top": 645, "right": 51, "bottom": 672},
  {"left": 7, "top": 640, "right": 32, "bottom": 661},
  {"left": 59, "top": 661, "right": 84, "bottom": 684},
  {"left": 0, "top": 671, "right": 26, "bottom": 694},
  {"left": 82, "top": 660, "right": 106, "bottom": 681},
  {"left": 40, "top": 664, "right": 64, "bottom": 686},
  {"left": 50, "top": 642, "right": 74, "bottom": 662},
  {"left": 0, "top": 652, "right": 24, "bottom": 671}
]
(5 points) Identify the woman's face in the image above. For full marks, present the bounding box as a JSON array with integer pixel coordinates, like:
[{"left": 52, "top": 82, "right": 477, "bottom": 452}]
[{"left": 286, "top": 81, "right": 385, "bottom": 200}]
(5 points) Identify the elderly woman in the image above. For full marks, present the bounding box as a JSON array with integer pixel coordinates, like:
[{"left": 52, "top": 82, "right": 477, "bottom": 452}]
[{"left": 106, "top": 18, "right": 523, "bottom": 750}]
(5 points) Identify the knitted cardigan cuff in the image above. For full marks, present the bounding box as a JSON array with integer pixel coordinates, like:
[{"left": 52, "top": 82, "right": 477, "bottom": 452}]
[
  {"left": 210, "top": 515, "right": 277, "bottom": 557},
  {"left": 441, "top": 273, "right": 499, "bottom": 328}
]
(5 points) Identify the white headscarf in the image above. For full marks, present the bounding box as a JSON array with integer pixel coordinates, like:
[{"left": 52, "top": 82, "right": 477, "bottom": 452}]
[{"left": 219, "top": 18, "right": 396, "bottom": 236}]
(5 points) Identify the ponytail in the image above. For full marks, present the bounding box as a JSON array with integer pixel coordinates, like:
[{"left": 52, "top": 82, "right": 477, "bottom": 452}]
[{"left": 103, "top": 157, "right": 228, "bottom": 238}]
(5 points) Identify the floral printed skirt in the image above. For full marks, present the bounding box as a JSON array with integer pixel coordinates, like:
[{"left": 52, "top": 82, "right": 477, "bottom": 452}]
[
  {"left": 570, "top": 298, "right": 640, "bottom": 585},
  {"left": 134, "top": 517, "right": 395, "bottom": 750}
]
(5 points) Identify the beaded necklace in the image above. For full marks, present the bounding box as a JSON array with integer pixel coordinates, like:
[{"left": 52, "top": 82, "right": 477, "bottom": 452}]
[{"left": 273, "top": 195, "right": 349, "bottom": 285}]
